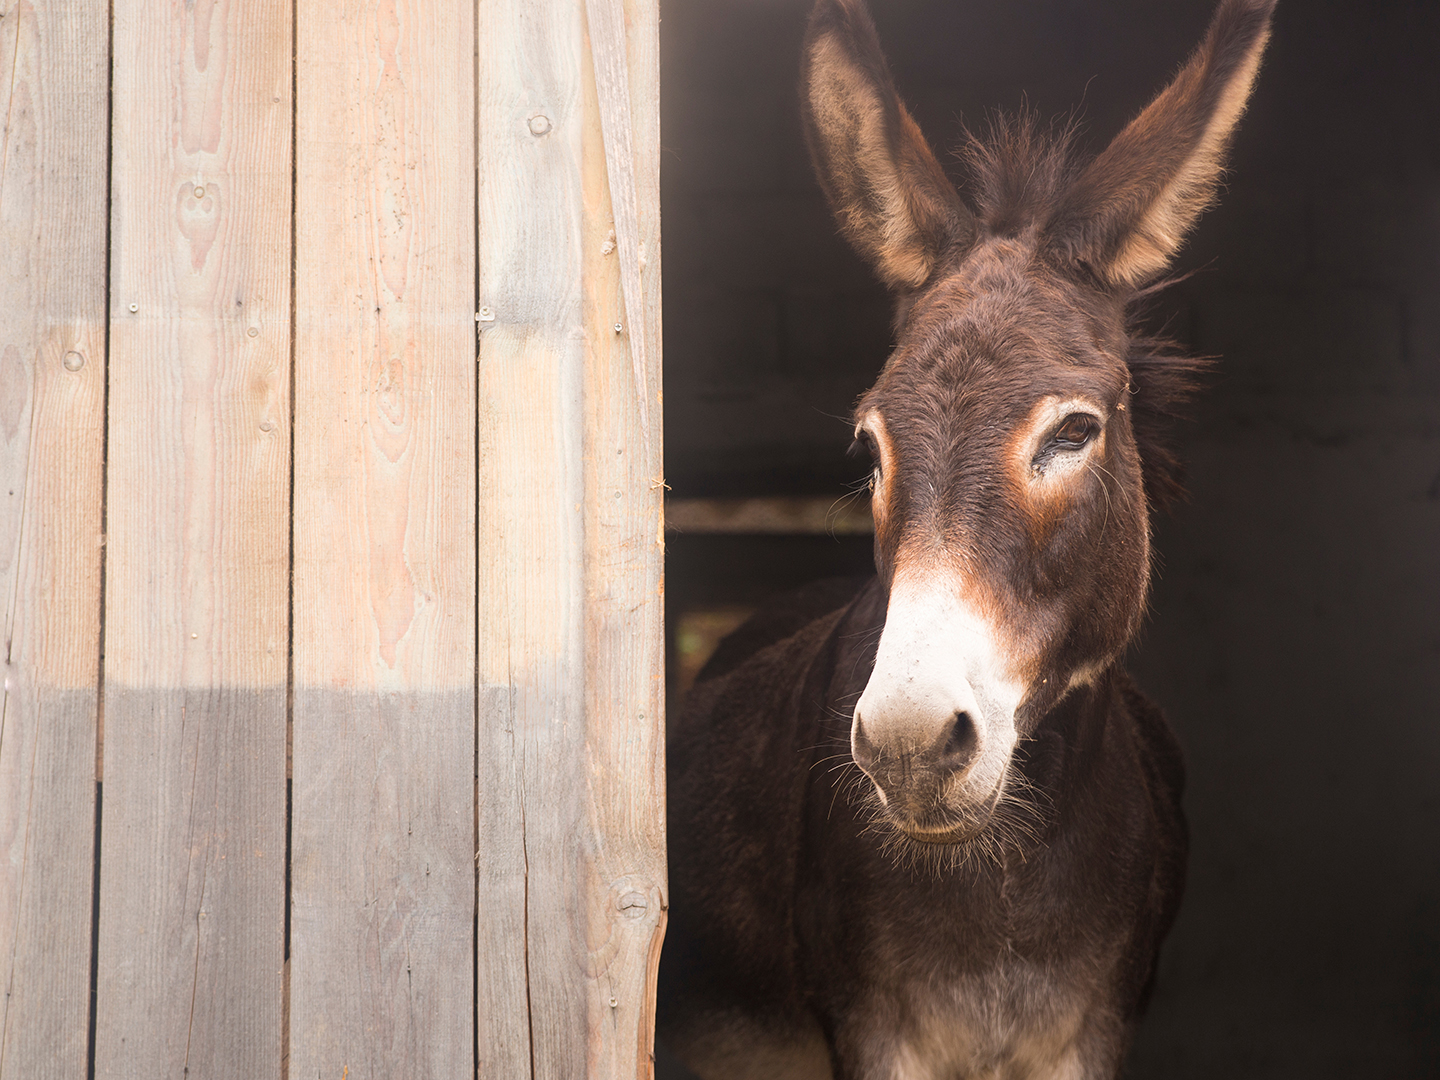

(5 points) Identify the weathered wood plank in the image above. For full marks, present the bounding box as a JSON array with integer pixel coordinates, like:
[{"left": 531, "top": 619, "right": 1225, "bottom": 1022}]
[
  {"left": 93, "top": 0, "right": 292, "bottom": 1075},
  {"left": 0, "top": 2, "right": 108, "bottom": 1073},
  {"left": 577, "top": 1, "right": 667, "bottom": 1074},
  {"left": 475, "top": 0, "right": 588, "bottom": 1071},
  {"left": 290, "top": 0, "right": 476, "bottom": 1073},
  {"left": 477, "top": 0, "right": 666, "bottom": 1074}
]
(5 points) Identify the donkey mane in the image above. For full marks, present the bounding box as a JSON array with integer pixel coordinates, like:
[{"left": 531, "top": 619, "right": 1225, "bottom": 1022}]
[
  {"left": 960, "top": 110, "right": 1081, "bottom": 238},
  {"left": 1125, "top": 330, "right": 1210, "bottom": 510},
  {"left": 955, "top": 110, "right": 1211, "bottom": 510}
]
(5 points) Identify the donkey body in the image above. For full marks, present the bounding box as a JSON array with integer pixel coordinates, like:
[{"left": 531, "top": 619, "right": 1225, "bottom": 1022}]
[{"left": 659, "top": 2, "right": 1275, "bottom": 1078}]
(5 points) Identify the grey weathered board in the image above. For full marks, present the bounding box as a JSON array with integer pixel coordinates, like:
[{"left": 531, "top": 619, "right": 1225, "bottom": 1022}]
[
  {"left": 0, "top": 1, "right": 107, "bottom": 1076},
  {"left": 93, "top": 0, "right": 292, "bottom": 1076},
  {"left": 0, "top": 0, "right": 664, "bottom": 1075}
]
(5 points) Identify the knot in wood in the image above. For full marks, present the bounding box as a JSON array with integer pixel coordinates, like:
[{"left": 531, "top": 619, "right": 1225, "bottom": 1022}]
[{"left": 616, "top": 890, "right": 648, "bottom": 918}]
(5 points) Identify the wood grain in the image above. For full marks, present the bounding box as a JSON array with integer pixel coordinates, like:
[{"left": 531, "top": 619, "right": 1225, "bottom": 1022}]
[
  {"left": 289, "top": 0, "right": 476, "bottom": 1073},
  {"left": 476, "top": 0, "right": 587, "bottom": 1071},
  {"left": 578, "top": 3, "right": 667, "bottom": 1077},
  {"left": 477, "top": 0, "right": 666, "bottom": 1074},
  {"left": 0, "top": 2, "right": 108, "bottom": 1075},
  {"left": 2, "top": 0, "right": 663, "bottom": 1069},
  {"left": 94, "top": 0, "right": 292, "bottom": 1075}
]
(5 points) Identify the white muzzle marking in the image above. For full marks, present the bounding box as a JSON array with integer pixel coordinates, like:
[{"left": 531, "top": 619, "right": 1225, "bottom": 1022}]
[{"left": 852, "top": 572, "right": 1025, "bottom": 819}]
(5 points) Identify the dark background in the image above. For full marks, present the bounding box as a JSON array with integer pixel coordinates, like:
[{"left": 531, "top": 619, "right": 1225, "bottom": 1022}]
[{"left": 658, "top": 0, "right": 1440, "bottom": 1075}]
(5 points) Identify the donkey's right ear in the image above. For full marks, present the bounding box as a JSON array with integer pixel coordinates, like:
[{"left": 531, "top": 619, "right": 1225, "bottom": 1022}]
[{"left": 801, "top": 0, "right": 974, "bottom": 292}]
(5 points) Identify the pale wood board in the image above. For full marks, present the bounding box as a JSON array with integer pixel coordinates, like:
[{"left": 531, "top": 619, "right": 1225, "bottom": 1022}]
[
  {"left": 289, "top": 0, "right": 477, "bottom": 1072},
  {"left": 475, "top": 0, "right": 588, "bottom": 1070},
  {"left": 477, "top": 0, "right": 666, "bottom": 1074},
  {"left": 0, "top": 2, "right": 108, "bottom": 1073},
  {"left": 577, "top": 2, "right": 667, "bottom": 1075},
  {"left": 93, "top": 0, "right": 292, "bottom": 1075}
]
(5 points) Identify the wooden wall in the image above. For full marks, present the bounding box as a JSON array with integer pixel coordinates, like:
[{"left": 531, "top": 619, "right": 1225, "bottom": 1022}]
[{"left": 0, "top": 0, "right": 664, "bottom": 1076}]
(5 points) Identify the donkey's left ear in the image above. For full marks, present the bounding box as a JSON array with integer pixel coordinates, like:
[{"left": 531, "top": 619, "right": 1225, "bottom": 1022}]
[{"left": 1053, "top": 0, "right": 1276, "bottom": 288}]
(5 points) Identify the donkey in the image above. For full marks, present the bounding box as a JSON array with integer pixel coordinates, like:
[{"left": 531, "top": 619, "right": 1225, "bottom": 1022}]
[{"left": 658, "top": 0, "right": 1275, "bottom": 1077}]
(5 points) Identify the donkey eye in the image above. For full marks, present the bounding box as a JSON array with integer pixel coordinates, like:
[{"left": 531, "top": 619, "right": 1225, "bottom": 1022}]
[
  {"left": 849, "top": 429, "right": 877, "bottom": 464},
  {"left": 1030, "top": 412, "right": 1102, "bottom": 478},
  {"left": 1051, "top": 413, "right": 1100, "bottom": 449}
]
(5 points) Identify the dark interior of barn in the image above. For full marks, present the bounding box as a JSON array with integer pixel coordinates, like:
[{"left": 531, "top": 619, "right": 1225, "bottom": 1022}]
[{"left": 658, "top": 0, "right": 1440, "bottom": 1074}]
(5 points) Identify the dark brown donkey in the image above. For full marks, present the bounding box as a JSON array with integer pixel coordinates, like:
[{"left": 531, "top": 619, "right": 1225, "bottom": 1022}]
[{"left": 659, "top": 0, "right": 1276, "bottom": 1076}]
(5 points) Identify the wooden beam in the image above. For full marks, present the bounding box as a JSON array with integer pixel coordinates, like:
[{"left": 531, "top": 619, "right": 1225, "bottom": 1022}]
[
  {"left": 666, "top": 496, "right": 875, "bottom": 535},
  {"left": 0, "top": 2, "right": 107, "bottom": 1075},
  {"left": 92, "top": 0, "right": 292, "bottom": 1075},
  {"left": 290, "top": 0, "right": 477, "bottom": 1073}
]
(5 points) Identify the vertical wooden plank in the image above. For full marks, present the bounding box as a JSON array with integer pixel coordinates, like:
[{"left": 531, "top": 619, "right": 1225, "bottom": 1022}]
[
  {"left": 290, "top": 0, "right": 476, "bottom": 1073},
  {"left": 0, "top": 1, "right": 107, "bottom": 1076},
  {"left": 475, "top": 0, "right": 587, "bottom": 1071},
  {"left": 577, "top": 2, "right": 667, "bottom": 1072},
  {"left": 476, "top": 0, "right": 665, "bottom": 1074},
  {"left": 94, "top": 0, "right": 292, "bottom": 1075}
]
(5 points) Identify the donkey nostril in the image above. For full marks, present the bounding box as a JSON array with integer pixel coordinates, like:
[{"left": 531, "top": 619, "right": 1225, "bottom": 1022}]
[{"left": 941, "top": 711, "right": 978, "bottom": 768}]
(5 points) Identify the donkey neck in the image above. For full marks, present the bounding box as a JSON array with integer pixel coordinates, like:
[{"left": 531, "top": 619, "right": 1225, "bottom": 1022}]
[{"left": 1015, "top": 666, "right": 1128, "bottom": 813}]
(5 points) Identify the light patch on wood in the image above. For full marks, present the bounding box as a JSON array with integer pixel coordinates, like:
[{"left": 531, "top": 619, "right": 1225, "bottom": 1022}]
[
  {"left": 673, "top": 607, "right": 754, "bottom": 693},
  {"left": 104, "top": 0, "right": 292, "bottom": 693},
  {"left": 291, "top": 0, "right": 475, "bottom": 694}
]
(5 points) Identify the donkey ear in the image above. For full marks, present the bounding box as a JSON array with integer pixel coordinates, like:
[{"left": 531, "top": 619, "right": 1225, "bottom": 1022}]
[
  {"left": 801, "top": 0, "right": 974, "bottom": 292},
  {"left": 1054, "top": 0, "right": 1276, "bottom": 288}
]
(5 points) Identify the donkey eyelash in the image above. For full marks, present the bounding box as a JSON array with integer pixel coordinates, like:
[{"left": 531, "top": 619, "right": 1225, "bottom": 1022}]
[{"left": 848, "top": 429, "right": 878, "bottom": 463}]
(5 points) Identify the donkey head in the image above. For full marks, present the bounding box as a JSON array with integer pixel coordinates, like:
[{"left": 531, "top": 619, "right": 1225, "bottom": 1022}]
[{"left": 802, "top": 0, "right": 1275, "bottom": 842}]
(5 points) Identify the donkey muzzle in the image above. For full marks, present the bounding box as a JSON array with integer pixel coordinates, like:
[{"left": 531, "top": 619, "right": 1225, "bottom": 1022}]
[
  {"left": 850, "top": 577, "right": 1023, "bottom": 839},
  {"left": 852, "top": 682, "right": 997, "bottom": 832}
]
